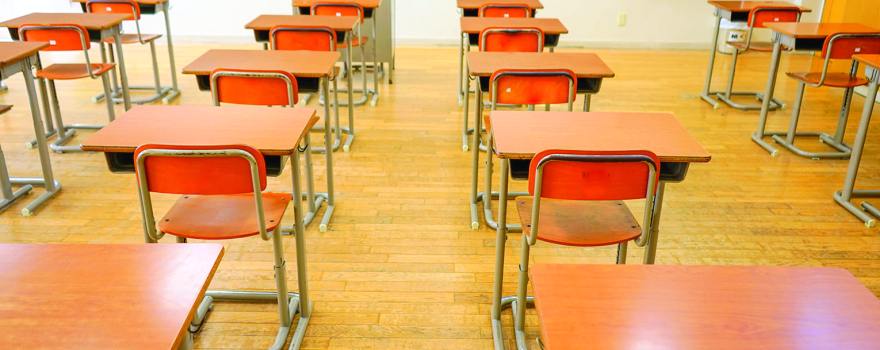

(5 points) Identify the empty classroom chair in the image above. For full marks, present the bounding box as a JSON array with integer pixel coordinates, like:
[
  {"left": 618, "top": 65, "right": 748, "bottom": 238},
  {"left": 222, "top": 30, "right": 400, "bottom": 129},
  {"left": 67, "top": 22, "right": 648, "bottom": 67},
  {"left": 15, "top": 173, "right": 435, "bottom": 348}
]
[
  {"left": 478, "top": 3, "right": 533, "bottom": 18},
  {"left": 772, "top": 33, "right": 880, "bottom": 159},
  {"left": 716, "top": 6, "right": 801, "bottom": 110},
  {"left": 512, "top": 150, "right": 660, "bottom": 338},
  {"left": 479, "top": 26, "right": 544, "bottom": 52},
  {"left": 18, "top": 23, "right": 115, "bottom": 153},
  {"left": 133, "top": 144, "right": 299, "bottom": 349},
  {"left": 210, "top": 68, "right": 299, "bottom": 107},
  {"left": 86, "top": 0, "right": 169, "bottom": 104},
  {"left": 312, "top": 1, "right": 376, "bottom": 105}
]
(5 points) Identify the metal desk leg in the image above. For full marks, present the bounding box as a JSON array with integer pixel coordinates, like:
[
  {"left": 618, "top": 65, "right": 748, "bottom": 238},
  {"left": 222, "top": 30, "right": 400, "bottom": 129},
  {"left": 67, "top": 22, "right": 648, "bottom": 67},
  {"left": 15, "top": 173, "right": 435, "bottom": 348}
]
[
  {"left": 481, "top": 135, "right": 523, "bottom": 232},
  {"left": 345, "top": 31, "right": 356, "bottom": 151},
  {"left": 462, "top": 59, "right": 471, "bottom": 152},
  {"left": 469, "top": 77, "right": 483, "bottom": 230},
  {"left": 700, "top": 14, "right": 722, "bottom": 109},
  {"left": 583, "top": 93, "right": 592, "bottom": 112},
  {"left": 12, "top": 57, "right": 61, "bottom": 216},
  {"left": 834, "top": 68, "right": 880, "bottom": 227},
  {"left": 642, "top": 182, "right": 667, "bottom": 264},
  {"left": 369, "top": 12, "right": 379, "bottom": 106},
  {"left": 112, "top": 26, "right": 132, "bottom": 110},
  {"left": 319, "top": 76, "right": 336, "bottom": 232},
  {"left": 161, "top": 1, "right": 181, "bottom": 103},
  {"left": 0, "top": 145, "right": 33, "bottom": 213},
  {"left": 751, "top": 38, "right": 784, "bottom": 156},
  {"left": 0, "top": 79, "right": 6, "bottom": 92},
  {"left": 288, "top": 143, "right": 311, "bottom": 350},
  {"left": 458, "top": 31, "right": 465, "bottom": 106}
]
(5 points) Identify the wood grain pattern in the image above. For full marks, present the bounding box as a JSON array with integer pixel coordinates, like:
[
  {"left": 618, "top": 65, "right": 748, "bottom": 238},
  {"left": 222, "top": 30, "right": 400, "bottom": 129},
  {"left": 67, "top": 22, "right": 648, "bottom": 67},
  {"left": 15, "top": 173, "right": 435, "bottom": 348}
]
[
  {"left": 531, "top": 264, "right": 880, "bottom": 350},
  {"left": 457, "top": 0, "right": 544, "bottom": 10},
  {"left": 0, "top": 13, "right": 130, "bottom": 30},
  {"left": 246, "top": 15, "right": 359, "bottom": 32},
  {"left": 2, "top": 44, "right": 880, "bottom": 349},
  {"left": 0, "top": 243, "right": 223, "bottom": 350},
  {"left": 855, "top": 54, "right": 880, "bottom": 69},
  {"left": 81, "top": 105, "right": 318, "bottom": 156},
  {"left": 0, "top": 42, "right": 48, "bottom": 69},
  {"left": 460, "top": 17, "right": 567, "bottom": 35},
  {"left": 467, "top": 52, "right": 615, "bottom": 78},
  {"left": 293, "top": 0, "right": 382, "bottom": 9},
  {"left": 182, "top": 49, "right": 340, "bottom": 79}
]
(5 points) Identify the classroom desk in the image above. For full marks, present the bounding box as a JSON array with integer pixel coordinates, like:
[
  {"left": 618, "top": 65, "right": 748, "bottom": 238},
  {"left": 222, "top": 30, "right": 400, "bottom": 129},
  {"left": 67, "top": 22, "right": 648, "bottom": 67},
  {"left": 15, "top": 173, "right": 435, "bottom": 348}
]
[
  {"left": 456, "top": 0, "right": 544, "bottom": 17},
  {"left": 0, "top": 243, "right": 223, "bottom": 350},
  {"left": 834, "top": 54, "right": 880, "bottom": 227},
  {"left": 752, "top": 22, "right": 880, "bottom": 155},
  {"left": 245, "top": 15, "right": 358, "bottom": 149},
  {"left": 530, "top": 264, "right": 880, "bottom": 350},
  {"left": 294, "top": 0, "right": 385, "bottom": 105},
  {"left": 458, "top": 17, "right": 568, "bottom": 105},
  {"left": 466, "top": 52, "right": 616, "bottom": 225},
  {"left": 0, "top": 41, "right": 59, "bottom": 216},
  {"left": 181, "top": 49, "right": 351, "bottom": 218},
  {"left": 1, "top": 13, "right": 134, "bottom": 110},
  {"left": 486, "top": 111, "right": 710, "bottom": 350},
  {"left": 72, "top": 0, "right": 181, "bottom": 103},
  {"left": 701, "top": 1, "right": 808, "bottom": 108}
]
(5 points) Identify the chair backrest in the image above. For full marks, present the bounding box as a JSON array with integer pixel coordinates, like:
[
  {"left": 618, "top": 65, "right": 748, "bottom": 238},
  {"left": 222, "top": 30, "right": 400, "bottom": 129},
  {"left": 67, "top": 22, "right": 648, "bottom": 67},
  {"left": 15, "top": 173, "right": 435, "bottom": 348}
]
[
  {"left": 748, "top": 6, "right": 801, "bottom": 28},
  {"left": 211, "top": 69, "right": 299, "bottom": 107},
  {"left": 18, "top": 24, "right": 91, "bottom": 52},
  {"left": 134, "top": 144, "right": 267, "bottom": 195},
  {"left": 479, "top": 27, "right": 543, "bottom": 52},
  {"left": 86, "top": 0, "right": 141, "bottom": 20},
  {"left": 479, "top": 3, "right": 532, "bottom": 18},
  {"left": 822, "top": 33, "right": 880, "bottom": 60},
  {"left": 311, "top": 2, "right": 365, "bottom": 22},
  {"left": 490, "top": 69, "right": 576, "bottom": 108},
  {"left": 529, "top": 150, "right": 660, "bottom": 201},
  {"left": 270, "top": 25, "right": 337, "bottom": 51}
]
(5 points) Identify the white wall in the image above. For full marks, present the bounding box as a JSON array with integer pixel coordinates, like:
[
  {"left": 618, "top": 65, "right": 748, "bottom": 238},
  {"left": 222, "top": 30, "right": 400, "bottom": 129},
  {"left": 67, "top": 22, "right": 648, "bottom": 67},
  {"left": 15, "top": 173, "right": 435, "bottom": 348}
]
[{"left": 1, "top": 0, "right": 824, "bottom": 48}]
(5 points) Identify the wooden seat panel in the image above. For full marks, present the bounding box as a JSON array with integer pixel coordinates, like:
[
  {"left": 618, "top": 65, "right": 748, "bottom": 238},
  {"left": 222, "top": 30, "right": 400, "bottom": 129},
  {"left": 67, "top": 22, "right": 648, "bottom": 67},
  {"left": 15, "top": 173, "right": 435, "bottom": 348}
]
[
  {"left": 102, "top": 33, "right": 162, "bottom": 45},
  {"left": 515, "top": 196, "right": 641, "bottom": 247},
  {"left": 785, "top": 71, "right": 869, "bottom": 88},
  {"left": 159, "top": 192, "right": 291, "bottom": 240},
  {"left": 36, "top": 63, "right": 115, "bottom": 80}
]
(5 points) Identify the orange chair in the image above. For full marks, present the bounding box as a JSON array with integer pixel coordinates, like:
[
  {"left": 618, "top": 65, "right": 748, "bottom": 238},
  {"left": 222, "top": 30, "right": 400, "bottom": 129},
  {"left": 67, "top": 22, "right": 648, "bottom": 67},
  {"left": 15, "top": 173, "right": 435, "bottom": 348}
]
[
  {"left": 210, "top": 68, "right": 299, "bottom": 107},
  {"left": 478, "top": 3, "right": 532, "bottom": 18},
  {"left": 772, "top": 33, "right": 880, "bottom": 159},
  {"left": 133, "top": 143, "right": 308, "bottom": 349},
  {"left": 86, "top": 0, "right": 170, "bottom": 104},
  {"left": 18, "top": 24, "right": 116, "bottom": 153},
  {"left": 479, "top": 26, "right": 544, "bottom": 52},
  {"left": 511, "top": 150, "right": 660, "bottom": 346},
  {"left": 312, "top": 2, "right": 377, "bottom": 106},
  {"left": 715, "top": 6, "right": 801, "bottom": 110}
]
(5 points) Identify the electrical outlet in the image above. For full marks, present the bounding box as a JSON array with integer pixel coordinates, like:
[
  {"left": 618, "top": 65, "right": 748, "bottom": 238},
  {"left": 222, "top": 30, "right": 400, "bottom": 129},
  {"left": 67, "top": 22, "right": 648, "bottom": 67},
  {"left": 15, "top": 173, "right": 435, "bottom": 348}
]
[{"left": 617, "top": 13, "right": 627, "bottom": 27}]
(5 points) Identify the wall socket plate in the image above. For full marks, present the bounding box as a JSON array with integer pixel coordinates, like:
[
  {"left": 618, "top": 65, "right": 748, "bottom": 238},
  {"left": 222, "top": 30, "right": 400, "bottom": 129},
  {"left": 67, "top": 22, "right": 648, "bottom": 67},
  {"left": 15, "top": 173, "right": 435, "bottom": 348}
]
[{"left": 617, "top": 13, "right": 627, "bottom": 27}]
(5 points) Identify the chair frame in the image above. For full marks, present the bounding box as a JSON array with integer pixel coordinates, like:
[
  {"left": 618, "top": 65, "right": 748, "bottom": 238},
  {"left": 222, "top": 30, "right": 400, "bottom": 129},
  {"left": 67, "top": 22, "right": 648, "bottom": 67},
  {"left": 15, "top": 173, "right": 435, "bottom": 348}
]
[
  {"left": 478, "top": 3, "right": 533, "bottom": 18},
  {"left": 716, "top": 6, "right": 801, "bottom": 111},
  {"left": 134, "top": 146, "right": 312, "bottom": 350},
  {"left": 86, "top": 0, "right": 172, "bottom": 105},
  {"left": 512, "top": 152, "right": 659, "bottom": 350},
  {"left": 771, "top": 32, "right": 880, "bottom": 159},
  {"left": 312, "top": 2, "right": 379, "bottom": 107},
  {"left": 18, "top": 24, "right": 116, "bottom": 154}
]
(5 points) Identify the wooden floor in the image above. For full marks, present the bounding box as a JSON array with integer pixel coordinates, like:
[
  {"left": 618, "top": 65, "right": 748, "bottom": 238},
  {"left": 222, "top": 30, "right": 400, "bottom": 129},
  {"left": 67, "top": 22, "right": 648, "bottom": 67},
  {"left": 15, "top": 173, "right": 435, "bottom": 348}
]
[{"left": 1, "top": 44, "right": 879, "bottom": 349}]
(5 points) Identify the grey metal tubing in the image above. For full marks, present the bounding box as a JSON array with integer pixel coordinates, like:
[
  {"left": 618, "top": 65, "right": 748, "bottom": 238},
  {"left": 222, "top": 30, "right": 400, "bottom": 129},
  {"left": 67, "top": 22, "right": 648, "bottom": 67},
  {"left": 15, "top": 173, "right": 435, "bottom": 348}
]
[
  {"left": 751, "top": 37, "right": 785, "bottom": 156},
  {"left": 44, "top": 71, "right": 116, "bottom": 153},
  {"left": 0, "top": 145, "right": 34, "bottom": 213},
  {"left": 458, "top": 31, "right": 465, "bottom": 106},
  {"left": 770, "top": 81, "right": 853, "bottom": 159},
  {"left": 370, "top": 11, "right": 379, "bottom": 106},
  {"left": 699, "top": 14, "right": 723, "bottom": 109},
  {"left": 319, "top": 77, "right": 336, "bottom": 232},
  {"left": 161, "top": 1, "right": 181, "bottom": 103},
  {"left": 833, "top": 64, "right": 880, "bottom": 227},
  {"left": 111, "top": 26, "right": 133, "bottom": 110},
  {"left": 643, "top": 182, "right": 667, "bottom": 264},
  {"left": 716, "top": 47, "right": 784, "bottom": 111},
  {"left": 26, "top": 58, "right": 59, "bottom": 149},
  {"left": 469, "top": 76, "right": 484, "bottom": 229}
]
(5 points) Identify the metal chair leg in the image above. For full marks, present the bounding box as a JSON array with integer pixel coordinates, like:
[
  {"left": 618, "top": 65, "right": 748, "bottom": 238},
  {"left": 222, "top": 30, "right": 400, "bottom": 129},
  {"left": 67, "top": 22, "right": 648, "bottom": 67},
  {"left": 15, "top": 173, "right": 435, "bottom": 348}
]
[
  {"left": 513, "top": 235, "right": 532, "bottom": 350},
  {"left": 772, "top": 82, "right": 852, "bottom": 159},
  {"left": 716, "top": 48, "right": 784, "bottom": 111},
  {"left": 616, "top": 242, "right": 628, "bottom": 264}
]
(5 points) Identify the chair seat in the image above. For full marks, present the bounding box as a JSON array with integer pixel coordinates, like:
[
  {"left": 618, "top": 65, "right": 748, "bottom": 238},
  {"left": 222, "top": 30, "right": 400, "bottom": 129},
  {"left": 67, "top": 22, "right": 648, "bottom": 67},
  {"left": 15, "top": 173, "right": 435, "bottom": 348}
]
[
  {"left": 102, "top": 33, "right": 162, "bottom": 45},
  {"left": 36, "top": 63, "right": 115, "bottom": 80},
  {"left": 727, "top": 41, "right": 774, "bottom": 52},
  {"left": 158, "top": 192, "right": 292, "bottom": 240},
  {"left": 338, "top": 36, "right": 368, "bottom": 48},
  {"left": 515, "top": 197, "right": 641, "bottom": 247},
  {"left": 785, "top": 71, "right": 869, "bottom": 88}
]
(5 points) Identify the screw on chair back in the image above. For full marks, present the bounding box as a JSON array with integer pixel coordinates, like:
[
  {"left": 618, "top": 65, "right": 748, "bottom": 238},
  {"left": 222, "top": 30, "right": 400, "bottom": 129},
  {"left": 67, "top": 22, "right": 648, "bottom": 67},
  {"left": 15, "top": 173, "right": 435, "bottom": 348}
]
[
  {"left": 210, "top": 69, "right": 299, "bottom": 107},
  {"left": 526, "top": 149, "right": 660, "bottom": 246},
  {"left": 478, "top": 3, "right": 532, "bottom": 18},
  {"left": 311, "top": 2, "right": 365, "bottom": 22},
  {"left": 479, "top": 27, "right": 544, "bottom": 52},
  {"left": 270, "top": 25, "right": 337, "bottom": 51},
  {"left": 134, "top": 144, "right": 273, "bottom": 241},
  {"left": 489, "top": 69, "right": 576, "bottom": 109},
  {"left": 811, "top": 33, "right": 880, "bottom": 87}
]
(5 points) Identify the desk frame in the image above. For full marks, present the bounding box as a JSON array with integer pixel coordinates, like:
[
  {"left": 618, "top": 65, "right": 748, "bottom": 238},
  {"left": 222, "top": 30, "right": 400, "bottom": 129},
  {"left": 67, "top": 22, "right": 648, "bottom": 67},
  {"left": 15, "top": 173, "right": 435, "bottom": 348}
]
[{"left": 0, "top": 47, "right": 60, "bottom": 216}]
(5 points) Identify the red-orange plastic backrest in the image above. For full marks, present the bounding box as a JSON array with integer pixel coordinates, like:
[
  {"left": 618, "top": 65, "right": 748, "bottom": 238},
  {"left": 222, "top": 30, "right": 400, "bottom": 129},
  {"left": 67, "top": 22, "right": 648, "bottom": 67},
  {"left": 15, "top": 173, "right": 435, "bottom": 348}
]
[
  {"left": 480, "top": 27, "right": 543, "bottom": 52},
  {"left": 86, "top": 0, "right": 141, "bottom": 20},
  {"left": 748, "top": 6, "right": 800, "bottom": 28},
  {"left": 312, "top": 2, "right": 365, "bottom": 22},
  {"left": 19, "top": 24, "right": 91, "bottom": 51},
  {"left": 529, "top": 150, "right": 660, "bottom": 201},
  {"left": 490, "top": 69, "right": 576, "bottom": 105},
  {"left": 135, "top": 144, "right": 267, "bottom": 195},
  {"left": 479, "top": 3, "right": 531, "bottom": 18},
  {"left": 271, "top": 25, "right": 337, "bottom": 52},
  {"left": 212, "top": 69, "right": 299, "bottom": 106},
  {"left": 822, "top": 34, "right": 880, "bottom": 60}
]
